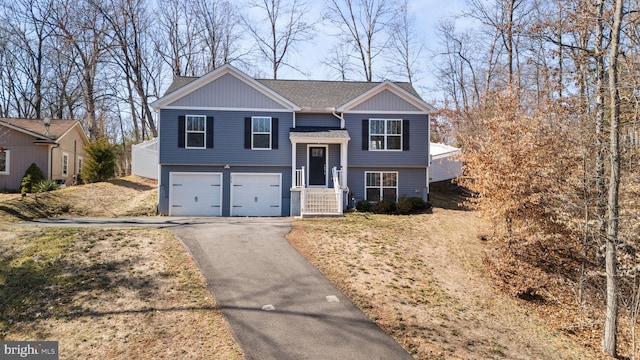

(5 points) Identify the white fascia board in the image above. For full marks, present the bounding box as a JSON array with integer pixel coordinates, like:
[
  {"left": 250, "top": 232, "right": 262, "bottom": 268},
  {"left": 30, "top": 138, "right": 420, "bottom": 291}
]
[
  {"left": 337, "top": 81, "right": 437, "bottom": 114},
  {"left": 159, "top": 106, "right": 295, "bottom": 113},
  {"left": 344, "top": 110, "right": 430, "bottom": 115},
  {"left": 151, "top": 64, "right": 300, "bottom": 111},
  {"left": 289, "top": 136, "right": 351, "bottom": 144}
]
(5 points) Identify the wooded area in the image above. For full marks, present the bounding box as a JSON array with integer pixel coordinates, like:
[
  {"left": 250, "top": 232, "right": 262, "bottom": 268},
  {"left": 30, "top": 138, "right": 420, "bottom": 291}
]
[
  {"left": 1, "top": 0, "right": 640, "bottom": 357},
  {"left": 435, "top": 0, "right": 639, "bottom": 357},
  {"left": 0, "top": 0, "right": 417, "bottom": 143}
]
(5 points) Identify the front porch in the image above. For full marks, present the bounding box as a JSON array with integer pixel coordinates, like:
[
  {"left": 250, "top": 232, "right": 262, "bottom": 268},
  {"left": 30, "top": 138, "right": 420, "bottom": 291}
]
[
  {"left": 292, "top": 166, "right": 347, "bottom": 216},
  {"left": 289, "top": 128, "right": 351, "bottom": 217}
]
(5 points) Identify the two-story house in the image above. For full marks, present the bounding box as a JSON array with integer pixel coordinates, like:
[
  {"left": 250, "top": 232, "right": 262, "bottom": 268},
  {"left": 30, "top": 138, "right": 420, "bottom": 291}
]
[{"left": 150, "top": 65, "right": 435, "bottom": 217}]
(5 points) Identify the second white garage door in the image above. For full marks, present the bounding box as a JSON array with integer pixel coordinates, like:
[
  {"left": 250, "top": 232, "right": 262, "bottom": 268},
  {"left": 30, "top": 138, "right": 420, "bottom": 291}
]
[
  {"left": 230, "top": 173, "right": 281, "bottom": 216},
  {"left": 169, "top": 172, "right": 222, "bottom": 216}
]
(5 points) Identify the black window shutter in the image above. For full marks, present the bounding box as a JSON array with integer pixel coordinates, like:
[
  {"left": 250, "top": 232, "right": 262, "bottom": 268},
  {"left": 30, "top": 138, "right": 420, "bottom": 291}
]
[
  {"left": 362, "top": 119, "right": 369, "bottom": 150},
  {"left": 178, "top": 116, "right": 185, "bottom": 148},
  {"left": 206, "top": 116, "right": 214, "bottom": 148},
  {"left": 271, "top": 118, "right": 279, "bottom": 149},
  {"left": 244, "top": 117, "right": 251, "bottom": 149},
  {"left": 403, "top": 120, "right": 410, "bottom": 151}
]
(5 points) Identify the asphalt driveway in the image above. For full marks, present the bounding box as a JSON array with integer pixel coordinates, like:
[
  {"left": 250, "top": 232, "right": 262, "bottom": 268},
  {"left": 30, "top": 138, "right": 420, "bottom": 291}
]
[
  {"left": 24, "top": 216, "right": 414, "bottom": 359},
  {"left": 172, "top": 217, "right": 413, "bottom": 360}
]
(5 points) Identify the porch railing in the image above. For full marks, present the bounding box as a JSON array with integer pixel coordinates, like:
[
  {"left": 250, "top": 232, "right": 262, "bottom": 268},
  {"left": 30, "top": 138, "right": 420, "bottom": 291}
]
[
  {"left": 331, "top": 167, "right": 343, "bottom": 211},
  {"left": 294, "top": 166, "right": 344, "bottom": 216},
  {"left": 294, "top": 166, "right": 305, "bottom": 188}
]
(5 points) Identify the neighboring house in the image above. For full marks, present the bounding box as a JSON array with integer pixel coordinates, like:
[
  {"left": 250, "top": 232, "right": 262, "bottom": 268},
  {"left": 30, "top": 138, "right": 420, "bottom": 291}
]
[
  {"left": 150, "top": 64, "right": 436, "bottom": 217},
  {"left": 0, "top": 118, "right": 89, "bottom": 191},
  {"left": 429, "top": 143, "right": 462, "bottom": 183}
]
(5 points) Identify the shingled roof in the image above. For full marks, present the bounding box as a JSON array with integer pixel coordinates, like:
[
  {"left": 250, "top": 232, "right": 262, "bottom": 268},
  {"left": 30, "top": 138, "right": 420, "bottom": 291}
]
[
  {"left": 0, "top": 118, "right": 82, "bottom": 140},
  {"left": 164, "top": 75, "right": 424, "bottom": 110}
]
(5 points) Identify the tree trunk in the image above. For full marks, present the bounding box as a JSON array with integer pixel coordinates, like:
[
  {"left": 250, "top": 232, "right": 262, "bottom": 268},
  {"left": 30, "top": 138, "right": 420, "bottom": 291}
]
[
  {"left": 603, "top": 0, "right": 623, "bottom": 356},
  {"left": 594, "top": 0, "right": 607, "bottom": 249}
]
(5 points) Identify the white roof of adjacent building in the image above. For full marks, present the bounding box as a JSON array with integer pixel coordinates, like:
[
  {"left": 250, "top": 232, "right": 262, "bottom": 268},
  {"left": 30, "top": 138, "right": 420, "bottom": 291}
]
[{"left": 430, "top": 143, "right": 461, "bottom": 160}]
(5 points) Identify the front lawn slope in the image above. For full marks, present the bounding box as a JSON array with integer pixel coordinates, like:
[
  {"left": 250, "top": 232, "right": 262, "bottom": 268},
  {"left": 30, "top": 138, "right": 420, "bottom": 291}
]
[
  {"left": 0, "top": 176, "right": 157, "bottom": 222},
  {"left": 287, "top": 210, "right": 594, "bottom": 360}
]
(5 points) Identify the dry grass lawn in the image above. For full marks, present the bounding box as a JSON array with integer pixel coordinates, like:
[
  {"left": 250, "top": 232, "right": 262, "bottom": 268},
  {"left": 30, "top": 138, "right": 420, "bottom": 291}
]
[
  {"left": 287, "top": 210, "right": 596, "bottom": 360},
  {"left": 0, "top": 177, "right": 243, "bottom": 359},
  {"left": 0, "top": 176, "right": 612, "bottom": 359}
]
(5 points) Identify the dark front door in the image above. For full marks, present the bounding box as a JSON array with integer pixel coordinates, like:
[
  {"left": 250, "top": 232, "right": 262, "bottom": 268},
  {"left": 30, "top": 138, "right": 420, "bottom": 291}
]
[{"left": 308, "top": 146, "right": 327, "bottom": 186}]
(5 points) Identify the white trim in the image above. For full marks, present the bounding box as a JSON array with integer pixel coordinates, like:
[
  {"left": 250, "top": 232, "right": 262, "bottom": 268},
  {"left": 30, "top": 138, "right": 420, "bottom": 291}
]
[
  {"left": 0, "top": 149, "right": 10, "bottom": 175},
  {"left": 168, "top": 172, "right": 223, "bottom": 216},
  {"left": 343, "top": 110, "right": 429, "bottom": 115},
  {"left": 230, "top": 172, "right": 282, "bottom": 216},
  {"left": 151, "top": 64, "right": 300, "bottom": 111},
  {"left": 289, "top": 136, "right": 350, "bottom": 144},
  {"left": 251, "top": 116, "right": 272, "bottom": 150},
  {"left": 338, "top": 81, "right": 437, "bottom": 113},
  {"left": 185, "top": 114, "right": 207, "bottom": 149},
  {"left": 62, "top": 152, "right": 69, "bottom": 177},
  {"left": 364, "top": 171, "right": 399, "bottom": 202},
  {"left": 307, "top": 145, "right": 328, "bottom": 188},
  {"left": 160, "top": 105, "right": 294, "bottom": 113}
]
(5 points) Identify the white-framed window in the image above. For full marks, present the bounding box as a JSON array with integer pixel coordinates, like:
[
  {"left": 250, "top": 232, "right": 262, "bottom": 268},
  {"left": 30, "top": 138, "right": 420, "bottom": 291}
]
[
  {"left": 77, "top": 157, "right": 83, "bottom": 172},
  {"left": 365, "top": 171, "right": 398, "bottom": 202},
  {"left": 252, "top": 116, "right": 272, "bottom": 150},
  {"left": 0, "top": 149, "right": 9, "bottom": 175},
  {"left": 369, "top": 119, "right": 402, "bottom": 151},
  {"left": 186, "top": 115, "right": 206, "bottom": 148},
  {"left": 62, "top": 153, "right": 69, "bottom": 177}
]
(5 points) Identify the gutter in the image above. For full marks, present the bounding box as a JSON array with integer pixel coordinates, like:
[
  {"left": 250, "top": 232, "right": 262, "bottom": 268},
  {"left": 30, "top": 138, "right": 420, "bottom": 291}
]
[{"left": 329, "top": 108, "right": 345, "bottom": 129}]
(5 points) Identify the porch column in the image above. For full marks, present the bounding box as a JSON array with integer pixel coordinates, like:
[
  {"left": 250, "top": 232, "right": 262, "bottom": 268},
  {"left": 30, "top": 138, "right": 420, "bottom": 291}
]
[
  {"left": 291, "top": 140, "right": 297, "bottom": 188},
  {"left": 340, "top": 141, "right": 348, "bottom": 189}
]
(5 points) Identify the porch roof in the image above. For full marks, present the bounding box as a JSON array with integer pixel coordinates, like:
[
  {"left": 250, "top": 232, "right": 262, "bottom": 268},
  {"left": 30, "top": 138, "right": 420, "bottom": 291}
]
[{"left": 289, "top": 127, "right": 351, "bottom": 144}]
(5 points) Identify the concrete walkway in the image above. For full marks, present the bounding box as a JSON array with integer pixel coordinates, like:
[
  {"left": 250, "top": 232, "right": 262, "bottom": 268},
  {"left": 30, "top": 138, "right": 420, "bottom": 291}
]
[{"left": 21, "top": 217, "right": 414, "bottom": 359}]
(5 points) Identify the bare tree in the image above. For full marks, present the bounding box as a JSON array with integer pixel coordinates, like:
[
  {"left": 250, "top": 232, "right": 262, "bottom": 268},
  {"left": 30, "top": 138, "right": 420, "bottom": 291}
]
[
  {"left": 0, "top": 0, "right": 56, "bottom": 119},
  {"left": 193, "top": 0, "right": 243, "bottom": 72},
  {"left": 92, "top": 0, "right": 158, "bottom": 141},
  {"left": 386, "top": 0, "right": 423, "bottom": 84},
  {"left": 603, "top": 0, "right": 624, "bottom": 356},
  {"left": 50, "top": 0, "right": 110, "bottom": 139},
  {"left": 242, "top": 0, "right": 315, "bottom": 79},
  {"left": 322, "top": 40, "right": 356, "bottom": 81},
  {"left": 154, "top": 0, "right": 201, "bottom": 77},
  {"left": 324, "top": 0, "right": 395, "bottom": 82}
]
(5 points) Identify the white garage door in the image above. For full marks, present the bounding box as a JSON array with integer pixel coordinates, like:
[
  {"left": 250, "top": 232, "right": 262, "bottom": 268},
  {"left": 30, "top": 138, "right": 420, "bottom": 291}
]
[
  {"left": 230, "top": 173, "right": 281, "bottom": 216},
  {"left": 169, "top": 172, "right": 222, "bottom": 216}
]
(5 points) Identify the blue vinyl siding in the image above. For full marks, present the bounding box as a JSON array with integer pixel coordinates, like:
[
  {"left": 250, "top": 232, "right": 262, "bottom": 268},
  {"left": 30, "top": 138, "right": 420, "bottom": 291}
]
[
  {"left": 168, "top": 73, "right": 287, "bottom": 109},
  {"left": 344, "top": 113, "right": 429, "bottom": 167},
  {"left": 159, "top": 109, "right": 292, "bottom": 166},
  {"left": 347, "top": 167, "right": 427, "bottom": 204},
  {"left": 158, "top": 165, "right": 291, "bottom": 216},
  {"left": 352, "top": 89, "right": 422, "bottom": 112},
  {"left": 295, "top": 113, "right": 340, "bottom": 128}
]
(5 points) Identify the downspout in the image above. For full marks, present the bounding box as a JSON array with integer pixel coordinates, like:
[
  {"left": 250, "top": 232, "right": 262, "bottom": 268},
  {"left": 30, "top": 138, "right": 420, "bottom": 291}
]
[
  {"left": 49, "top": 142, "right": 60, "bottom": 181},
  {"left": 331, "top": 110, "right": 345, "bottom": 129}
]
